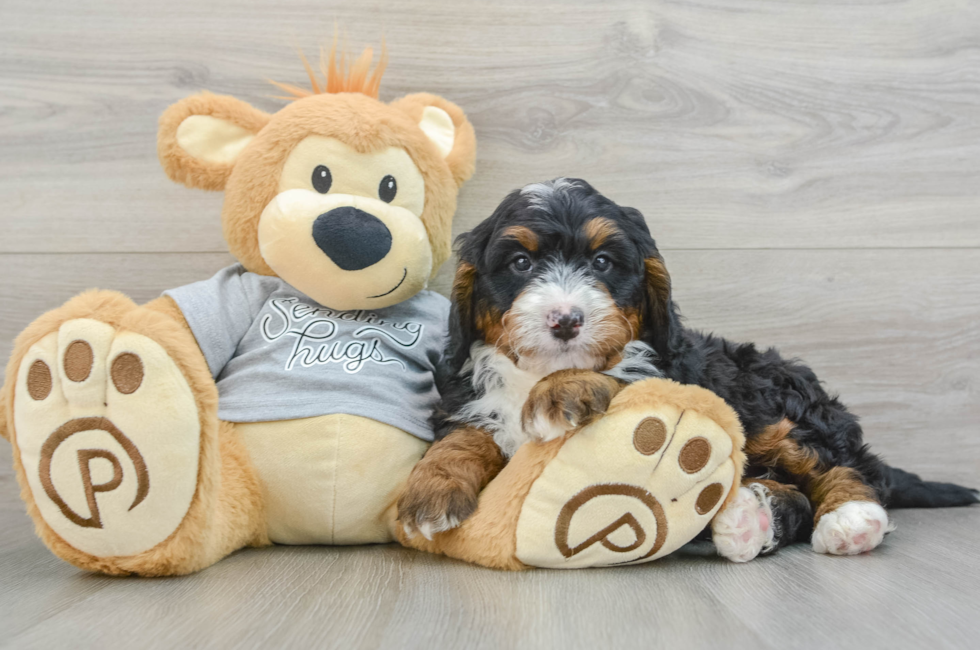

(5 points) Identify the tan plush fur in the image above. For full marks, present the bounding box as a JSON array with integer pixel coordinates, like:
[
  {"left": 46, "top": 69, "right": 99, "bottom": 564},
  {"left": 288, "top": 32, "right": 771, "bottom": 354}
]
[
  {"left": 157, "top": 48, "right": 476, "bottom": 279},
  {"left": 0, "top": 394, "right": 8, "bottom": 441},
  {"left": 208, "top": 91, "right": 473, "bottom": 278},
  {"left": 158, "top": 93, "right": 271, "bottom": 192}
]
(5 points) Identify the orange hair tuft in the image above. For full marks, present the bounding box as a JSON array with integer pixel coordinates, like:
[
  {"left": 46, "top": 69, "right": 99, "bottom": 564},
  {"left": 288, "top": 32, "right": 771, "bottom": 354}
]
[{"left": 269, "top": 38, "right": 388, "bottom": 101}]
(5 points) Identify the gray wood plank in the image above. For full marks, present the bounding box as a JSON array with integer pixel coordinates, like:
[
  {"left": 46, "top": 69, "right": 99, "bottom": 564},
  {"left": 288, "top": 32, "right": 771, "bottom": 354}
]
[
  {"left": 2, "top": 435, "right": 977, "bottom": 650},
  {"left": 2, "top": 0, "right": 979, "bottom": 253}
]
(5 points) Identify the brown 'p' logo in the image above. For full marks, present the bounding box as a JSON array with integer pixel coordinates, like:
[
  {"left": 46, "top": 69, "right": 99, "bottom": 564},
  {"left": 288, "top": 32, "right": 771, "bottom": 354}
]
[
  {"left": 554, "top": 483, "right": 668, "bottom": 561},
  {"left": 38, "top": 417, "right": 150, "bottom": 529}
]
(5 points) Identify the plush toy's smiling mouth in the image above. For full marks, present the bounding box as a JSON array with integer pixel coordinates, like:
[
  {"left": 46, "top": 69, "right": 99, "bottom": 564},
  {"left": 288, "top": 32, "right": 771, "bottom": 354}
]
[{"left": 368, "top": 267, "right": 408, "bottom": 299}]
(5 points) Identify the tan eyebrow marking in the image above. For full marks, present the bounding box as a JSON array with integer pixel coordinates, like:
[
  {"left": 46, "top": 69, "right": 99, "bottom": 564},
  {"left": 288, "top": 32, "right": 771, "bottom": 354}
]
[
  {"left": 584, "top": 217, "right": 619, "bottom": 249},
  {"left": 502, "top": 225, "right": 538, "bottom": 251}
]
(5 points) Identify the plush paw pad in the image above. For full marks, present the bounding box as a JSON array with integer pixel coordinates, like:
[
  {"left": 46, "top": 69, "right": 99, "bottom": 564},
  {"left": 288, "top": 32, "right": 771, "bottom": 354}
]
[
  {"left": 812, "top": 501, "right": 890, "bottom": 556},
  {"left": 711, "top": 484, "right": 775, "bottom": 563},
  {"left": 13, "top": 319, "right": 200, "bottom": 558},
  {"left": 515, "top": 383, "right": 741, "bottom": 568}
]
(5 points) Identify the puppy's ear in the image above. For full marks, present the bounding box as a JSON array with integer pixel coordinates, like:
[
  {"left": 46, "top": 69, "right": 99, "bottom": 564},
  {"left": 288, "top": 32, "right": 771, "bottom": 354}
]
[
  {"left": 389, "top": 93, "right": 477, "bottom": 187},
  {"left": 158, "top": 92, "right": 271, "bottom": 191},
  {"left": 643, "top": 253, "right": 675, "bottom": 360},
  {"left": 446, "top": 254, "right": 479, "bottom": 374}
]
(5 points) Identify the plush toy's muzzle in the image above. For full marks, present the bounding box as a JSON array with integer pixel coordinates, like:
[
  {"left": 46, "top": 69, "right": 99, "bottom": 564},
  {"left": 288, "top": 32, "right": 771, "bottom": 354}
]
[{"left": 258, "top": 189, "right": 433, "bottom": 310}]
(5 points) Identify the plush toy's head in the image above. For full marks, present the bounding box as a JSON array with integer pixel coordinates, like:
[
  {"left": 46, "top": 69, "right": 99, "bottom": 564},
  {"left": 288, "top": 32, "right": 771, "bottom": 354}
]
[{"left": 158, "top": 45, "right": 476, "bottom": 309}]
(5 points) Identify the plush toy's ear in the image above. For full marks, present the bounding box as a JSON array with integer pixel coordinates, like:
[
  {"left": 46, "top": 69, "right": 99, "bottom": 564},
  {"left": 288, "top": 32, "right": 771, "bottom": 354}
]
[
  {"left": 158, "top": 92, "right": 271, "bottom": 191},
  {"left": 389, "top": 93, "right": 477, "bottom": 187}
]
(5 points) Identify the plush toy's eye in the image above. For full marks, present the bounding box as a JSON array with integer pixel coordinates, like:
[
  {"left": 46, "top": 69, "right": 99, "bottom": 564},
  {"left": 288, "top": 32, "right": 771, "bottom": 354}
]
[
  {"left": 312, "top": 165, "right": 332, "bottom": 194},
  {"left": 593, "top": 255, "right": 613, "bottom": 273},
  {"left": 511, "top": 254, "right": 533, "bottom": 274},
  {"left": 379, "top": 175, "right": 397, "bottom": 203}
]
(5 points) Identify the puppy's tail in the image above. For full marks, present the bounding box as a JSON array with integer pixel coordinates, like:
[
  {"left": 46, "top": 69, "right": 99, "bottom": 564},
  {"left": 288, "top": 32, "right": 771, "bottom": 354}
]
[{"left": 884, "top": 465, "right": 979, "bottom": 509}]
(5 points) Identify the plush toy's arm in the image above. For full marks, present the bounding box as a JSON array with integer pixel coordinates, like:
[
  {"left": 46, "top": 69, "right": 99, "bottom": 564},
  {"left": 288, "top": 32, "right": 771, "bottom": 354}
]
[{"left": 142, "top": 295, "right": 195, "bottom": 335}]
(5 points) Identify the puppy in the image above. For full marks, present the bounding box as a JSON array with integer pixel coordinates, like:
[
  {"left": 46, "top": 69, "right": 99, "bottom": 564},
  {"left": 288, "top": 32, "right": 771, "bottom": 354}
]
[{"left": 398, "top": 178, "right": 978, "bottom": 561}]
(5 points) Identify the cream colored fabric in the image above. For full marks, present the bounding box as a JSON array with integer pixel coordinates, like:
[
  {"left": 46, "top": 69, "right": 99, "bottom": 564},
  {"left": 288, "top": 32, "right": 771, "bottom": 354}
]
[
  {"left": 515, "top": 403, "right": 736, "bottom": 568},
  {"left": 418, "top": 106, "right": 455, "bottom": 158},
  {"left": 14, "top": 322, "right": 201, "bottom": 558},
  {"left": 238, "top": 413, "right": 428, "bottom": 545},
  {"left": 279, "top": 136, "right": 425, "bottom": 216},
  {"left": 257, "top": 189, "right": 433, "bottom": 310},
  {"left": 176, "top": 115, "right": 255, "bottom": 164}
]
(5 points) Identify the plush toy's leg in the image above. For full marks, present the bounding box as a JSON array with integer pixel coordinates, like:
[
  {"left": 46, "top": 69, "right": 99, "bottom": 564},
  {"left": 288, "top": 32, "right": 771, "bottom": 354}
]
[
  {"left": 237, "top": 414, "right": 427, "bottom": 545},
  {"left": 2, "top": 291, "right": 267, "bottom": 576},
  {"left": 398, "top": 378, "right": 748, "bottom": 569}
]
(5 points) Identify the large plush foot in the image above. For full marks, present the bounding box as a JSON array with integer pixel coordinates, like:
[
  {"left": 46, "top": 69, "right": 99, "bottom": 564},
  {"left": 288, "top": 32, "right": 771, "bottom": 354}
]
[
  {"left": 11, "top": 307, "right": 203, "bottom": 561},
  {"left": 811, "top": 501, "right": 891, "bottom": 555},
  {"left": 711, "top": 484, "right": 775, "bottom": 563},
  {"left": 513, "top": 378, "right": 745, "bottom": 568}
]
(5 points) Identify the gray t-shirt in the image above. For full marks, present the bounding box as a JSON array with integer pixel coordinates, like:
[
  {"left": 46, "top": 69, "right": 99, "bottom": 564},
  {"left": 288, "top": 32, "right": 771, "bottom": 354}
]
[{"left": 164, "top": 265, "right": 449, "bottom": 441}]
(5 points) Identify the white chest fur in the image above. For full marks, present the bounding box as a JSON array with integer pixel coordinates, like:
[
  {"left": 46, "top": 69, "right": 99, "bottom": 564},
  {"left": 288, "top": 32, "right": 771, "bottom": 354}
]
[{"left": 452, "top": 341, "right": 662, "bottom": 458}]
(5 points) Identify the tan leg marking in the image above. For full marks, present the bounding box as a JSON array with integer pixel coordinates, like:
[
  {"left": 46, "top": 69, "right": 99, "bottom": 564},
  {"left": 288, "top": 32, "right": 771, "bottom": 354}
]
[
  {"left": 745, "top": 419, "right": 880, "bottom": 524},
  {"left": 398, "top": 427, "right": 506, "bottom": 537}
]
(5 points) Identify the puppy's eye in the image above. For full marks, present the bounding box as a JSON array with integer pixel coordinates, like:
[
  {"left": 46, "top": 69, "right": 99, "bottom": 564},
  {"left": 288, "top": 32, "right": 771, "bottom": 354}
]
[
  {"left": 511, "top": 254, "right": 533, "bottom": 274},
  {"left": 593, "top": 255, "right": 613, "bottom": 273},
  {"left": 379, "top": 175, "right": 397, "bottom": 203},
  {"left": 312, "top": 165, "right": 332, "bottom": 194}
]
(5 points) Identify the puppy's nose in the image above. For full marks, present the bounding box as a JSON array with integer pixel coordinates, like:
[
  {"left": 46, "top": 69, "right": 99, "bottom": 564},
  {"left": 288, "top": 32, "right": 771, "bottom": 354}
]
[
  {"left": 312, "top": 207, "right": 392, "bottom": 271},
  {"left": 548, "top": 308, "right": 584, "bottom": 341}
]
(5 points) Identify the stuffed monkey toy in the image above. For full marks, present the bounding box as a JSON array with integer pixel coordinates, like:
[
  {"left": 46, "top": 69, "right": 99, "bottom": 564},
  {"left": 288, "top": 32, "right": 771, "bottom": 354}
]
[{"left": 1, "top": 44, "right": 476, "bottom": 575}]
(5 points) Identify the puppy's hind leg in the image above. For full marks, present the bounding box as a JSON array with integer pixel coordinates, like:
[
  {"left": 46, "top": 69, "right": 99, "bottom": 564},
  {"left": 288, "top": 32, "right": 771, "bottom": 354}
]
[
  {"left": 809, "top": 467, "right": 892, "bottom": 556},
  {"left": 711, "top": 479, "right": 812, "bottom": 562},
  {"left": 745, "top": 418, "right": 892, "bottom": 556}
]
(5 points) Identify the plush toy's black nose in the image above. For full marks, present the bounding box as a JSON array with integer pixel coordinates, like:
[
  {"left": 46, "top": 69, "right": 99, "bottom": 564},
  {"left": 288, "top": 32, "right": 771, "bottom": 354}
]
[{"left": 312, "top": 207, "right": 392, "bottom": 271}]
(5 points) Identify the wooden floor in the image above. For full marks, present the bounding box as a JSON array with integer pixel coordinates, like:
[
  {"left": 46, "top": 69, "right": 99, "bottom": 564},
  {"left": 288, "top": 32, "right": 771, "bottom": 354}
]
[{"left": 1, "top": 0, "right": 978, "bottom": 648}]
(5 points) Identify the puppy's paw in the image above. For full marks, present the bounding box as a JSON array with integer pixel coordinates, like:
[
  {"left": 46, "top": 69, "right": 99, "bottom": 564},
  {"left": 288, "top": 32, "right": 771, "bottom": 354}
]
[
  {"left": 521, "top": 370, "right": 621, "bottom": 443},
  {"left": 397, "top": 474, "right": 478, "bottom": 541},
  {"left": 812, "top": 501, "right": 891, "bottom": 555},
  {"left": 711, "top": 484, "right": 775, "bottom": 563}
]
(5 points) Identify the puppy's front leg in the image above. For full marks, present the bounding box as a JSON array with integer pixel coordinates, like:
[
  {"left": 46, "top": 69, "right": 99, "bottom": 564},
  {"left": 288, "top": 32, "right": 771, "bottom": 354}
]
[
  {"left": 521, "top": 370, "right": 624, "bottom": 443},
  {"left": 398, "top": 427, "right": 505, "bottom": 540}
]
